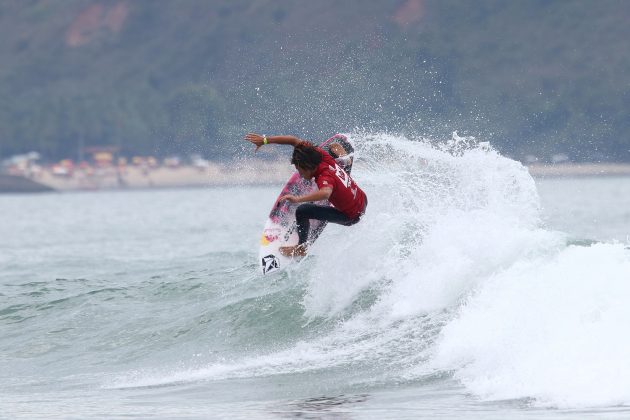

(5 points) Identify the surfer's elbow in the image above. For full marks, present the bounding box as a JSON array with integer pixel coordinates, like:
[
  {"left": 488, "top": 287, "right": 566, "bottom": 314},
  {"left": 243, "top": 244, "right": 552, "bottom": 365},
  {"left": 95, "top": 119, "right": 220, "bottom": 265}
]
[
  {"left": 288, "top": 136, "right": 302, "bottom": 146},
  {"left": 321, "top": 187, "right": 333, "bottom": 199}
]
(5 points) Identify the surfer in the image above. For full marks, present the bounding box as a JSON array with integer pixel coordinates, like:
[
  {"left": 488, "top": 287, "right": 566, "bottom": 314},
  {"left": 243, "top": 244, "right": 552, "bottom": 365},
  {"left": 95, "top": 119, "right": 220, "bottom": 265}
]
[{"left": 245, "top": 133, "right": 367, "bottom": 257}]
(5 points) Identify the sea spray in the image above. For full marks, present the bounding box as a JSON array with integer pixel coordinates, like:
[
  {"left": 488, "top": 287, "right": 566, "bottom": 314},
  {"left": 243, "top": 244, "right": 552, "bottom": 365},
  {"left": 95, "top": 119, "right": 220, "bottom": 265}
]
[{"left": 305, "top": 132, "right": 543, "bottom": 318}]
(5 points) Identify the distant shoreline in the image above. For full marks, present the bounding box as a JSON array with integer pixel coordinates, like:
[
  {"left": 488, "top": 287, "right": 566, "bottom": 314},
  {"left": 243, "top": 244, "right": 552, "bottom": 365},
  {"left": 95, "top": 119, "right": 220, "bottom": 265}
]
[
  {"left": 526, "top": 163, "right": 630, "bottom": 177},
  {"left": 2, "top": 162, "right": 630, "bottom": 193},
  {"left": 0, "top": 161, "right": 295, "bottom": 193}
]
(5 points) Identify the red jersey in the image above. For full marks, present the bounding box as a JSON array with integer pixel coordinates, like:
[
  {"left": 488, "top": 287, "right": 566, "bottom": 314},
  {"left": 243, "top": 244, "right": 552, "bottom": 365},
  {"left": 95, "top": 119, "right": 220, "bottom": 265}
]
[{"left": 313, "top": 147, "right": 367, "bottom": 219}]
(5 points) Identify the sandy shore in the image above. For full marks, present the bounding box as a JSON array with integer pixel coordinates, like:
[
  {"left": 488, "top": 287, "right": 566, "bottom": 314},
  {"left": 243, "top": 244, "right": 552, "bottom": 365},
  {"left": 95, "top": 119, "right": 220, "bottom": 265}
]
[
  {"left": 526, "top": 163, "right": 630, "bottom": 177},
  {"left": 34, "top": 160, "right": 295, "bottom": 192},
  {"left": 5, "top": 161, "right": 630, "bottom": 193}
]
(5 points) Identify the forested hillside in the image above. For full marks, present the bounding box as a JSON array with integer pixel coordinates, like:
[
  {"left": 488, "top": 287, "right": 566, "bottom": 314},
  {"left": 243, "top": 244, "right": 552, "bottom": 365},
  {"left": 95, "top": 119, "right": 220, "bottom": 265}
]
[{"left": 1, "top": 0, "right": 629, "bottom": 162}]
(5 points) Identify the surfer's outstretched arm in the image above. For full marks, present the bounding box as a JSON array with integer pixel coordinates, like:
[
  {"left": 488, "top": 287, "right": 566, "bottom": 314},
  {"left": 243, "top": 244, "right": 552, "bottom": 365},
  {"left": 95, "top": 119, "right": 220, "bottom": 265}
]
[{"left": 245, "top": 133, "right": 301, "bottom": 152}]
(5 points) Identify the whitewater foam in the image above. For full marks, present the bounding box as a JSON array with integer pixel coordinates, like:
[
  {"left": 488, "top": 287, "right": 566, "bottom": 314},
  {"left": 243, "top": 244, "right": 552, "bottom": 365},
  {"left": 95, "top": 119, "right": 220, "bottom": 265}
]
[{"left": 432, "top": 242, "right": 630, "bottom": 408}]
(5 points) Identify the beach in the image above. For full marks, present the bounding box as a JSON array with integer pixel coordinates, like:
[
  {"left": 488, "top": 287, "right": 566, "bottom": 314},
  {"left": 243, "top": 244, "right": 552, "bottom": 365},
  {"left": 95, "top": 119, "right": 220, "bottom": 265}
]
[
  {"left": 2, "top": 160, "right": 296, "bottom": 193},
  {"left": 526, "top": 162, "right": 630, "bottom": 177},
  {"left": 2, "top": 161, "right": 629, "bottom": 193}
]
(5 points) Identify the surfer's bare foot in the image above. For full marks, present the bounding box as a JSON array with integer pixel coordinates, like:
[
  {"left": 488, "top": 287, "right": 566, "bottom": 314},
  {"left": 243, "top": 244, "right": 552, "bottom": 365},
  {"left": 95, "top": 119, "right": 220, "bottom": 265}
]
[{"left": 279, "top": 244, "right": 308, "bottom": 257}]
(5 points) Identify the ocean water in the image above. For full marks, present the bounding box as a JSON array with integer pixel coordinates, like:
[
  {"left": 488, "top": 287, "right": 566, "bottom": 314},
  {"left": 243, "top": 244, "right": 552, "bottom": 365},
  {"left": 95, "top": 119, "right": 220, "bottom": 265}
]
[{"left": 2, "top": 134, "right": 630, "bottom": 419}]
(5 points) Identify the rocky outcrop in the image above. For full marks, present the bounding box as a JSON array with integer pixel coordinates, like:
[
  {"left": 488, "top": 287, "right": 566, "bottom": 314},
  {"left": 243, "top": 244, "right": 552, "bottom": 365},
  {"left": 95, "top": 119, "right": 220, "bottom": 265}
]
[{"left": 0, "top": 175, "right": 54, "bottom": 193}]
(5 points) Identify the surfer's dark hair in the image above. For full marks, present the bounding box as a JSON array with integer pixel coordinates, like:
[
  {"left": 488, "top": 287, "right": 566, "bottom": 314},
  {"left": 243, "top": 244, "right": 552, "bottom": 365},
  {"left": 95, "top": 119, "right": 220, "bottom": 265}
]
[{"left": 291, "top": 142, "right": 322, "bottom": 170}]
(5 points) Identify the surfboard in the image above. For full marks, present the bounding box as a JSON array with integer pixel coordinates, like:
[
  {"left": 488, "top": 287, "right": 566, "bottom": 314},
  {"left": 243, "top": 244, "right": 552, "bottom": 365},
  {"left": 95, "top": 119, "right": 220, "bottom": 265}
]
[{"left": 258, "top": 134, "right": 354, "bottom": 275}]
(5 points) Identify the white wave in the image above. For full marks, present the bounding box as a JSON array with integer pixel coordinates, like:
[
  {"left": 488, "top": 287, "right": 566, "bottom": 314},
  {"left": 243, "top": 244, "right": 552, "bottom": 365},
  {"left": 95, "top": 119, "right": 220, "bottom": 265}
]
[
  {"left": 304, "top": 132, "right": 630, "bottom": 407},
  {"left": 432, "top": 242, "right": 630, "bottom": 408}
]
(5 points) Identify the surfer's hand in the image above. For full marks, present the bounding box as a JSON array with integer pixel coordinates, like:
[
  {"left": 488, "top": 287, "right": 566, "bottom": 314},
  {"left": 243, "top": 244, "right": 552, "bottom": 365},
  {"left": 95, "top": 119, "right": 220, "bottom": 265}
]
[
  {"left": 280, "top": 194, "right": 300, "bottom": 203},
  {"left": 244, "top": 133, "right": 264, "bottom": 152}
]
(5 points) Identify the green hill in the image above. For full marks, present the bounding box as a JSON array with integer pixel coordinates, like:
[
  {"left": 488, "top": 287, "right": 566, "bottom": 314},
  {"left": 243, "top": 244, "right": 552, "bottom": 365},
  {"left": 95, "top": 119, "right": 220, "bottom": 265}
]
[{"left": 1, "top": 0, "right": 629, "bottom": 162}]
